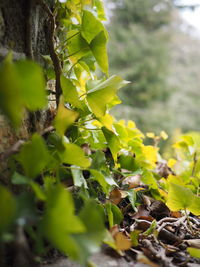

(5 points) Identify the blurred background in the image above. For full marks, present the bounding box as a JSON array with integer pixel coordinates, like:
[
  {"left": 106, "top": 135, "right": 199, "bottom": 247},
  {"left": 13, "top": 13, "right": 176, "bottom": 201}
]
[{"left": 104, "top": 0, "right": 200, "bottom": 136}]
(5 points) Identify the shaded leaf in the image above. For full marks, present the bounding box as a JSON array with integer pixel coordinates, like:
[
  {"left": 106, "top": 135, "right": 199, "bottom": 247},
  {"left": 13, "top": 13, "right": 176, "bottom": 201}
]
[
  {"left": 60, "top": 75, "right": 82, "bottom": 108},
  {"left": 17, "top": 134, "right": 50, "bottom": 178},
  {"left": 42, "top": 185, "right": 85, "bottom": 258},
  {"left": 71, "top": 167, "right": 88, "bottom": 188},
  {"left": 0, "top": 185, "right": 16, "bottom": 235}
]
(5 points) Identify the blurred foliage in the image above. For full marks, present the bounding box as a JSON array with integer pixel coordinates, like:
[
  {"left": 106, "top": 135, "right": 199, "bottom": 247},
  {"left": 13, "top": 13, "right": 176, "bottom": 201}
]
[
  {"left": 108, "top": 0, "right": 172, "bottom": 108},
  {"left": 107, "top": 0, "right": 200, "bottom": 135}
]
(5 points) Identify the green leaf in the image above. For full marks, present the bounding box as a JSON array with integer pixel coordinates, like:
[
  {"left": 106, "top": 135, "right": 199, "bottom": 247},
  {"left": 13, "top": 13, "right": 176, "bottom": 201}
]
[
  {"left": 119, "top": 155, "right": 136, "bottom": 171},
  {"left": 141, "top": 170, "right": 158, "bottom": 189},
  {"left": 166, "top": 183, "right": 194, "bottom": 211},
  {"left": 17, "top": 134, "right": 50, "bottom": 178},
  {"left": 54, "top": 100, "right": 79, "bottom": 135},
  {"left": 59, "top": 143, "right": 91, "bottom": 168},
  {"left": 81, "top": 10, "right": 106, "bottom": 43},
  {"left": 93, "top": 0, "right": 106, "bottom": 21},
  {"left": 105, "top": 202, "right": 123, "bottom": 228},
  {"left": 127, "top": 189, "right": 137, "bottom": 211},
  {"left": 0, "top": 185, "right": 16, "bottom": 235},
  {"left": 60, "top": 75, "right": 82, "bottom": 108},
  {"left": 130, "top": 230, "right": 141, "bottom": 247},
  {"left": 187, "top": 247, "right": 200, "bottom": 258},
  {"left": 11, "top": 172, "right": 30, "bottom": 185},
  {"left": 90, "top": 169, "right": 110, "bottom": 194},
  {"left": 188, "top": 195, "right": 200, "bottom": 215},
  {"left": 42, "top": 185, "right": 85, "bottom": 258},
  {"left": 90, "top": 31, "right": 108, "bottom": 74},
  {"left": 71, "top": 167, "right": 88, "bottom": 188},
  {"left": 0, "top": 56, "right": 46, "bottom": 127},
  {"left": 90, "top": 150, "right": 107, "bottom": 170},
  {"left": 15, "top": 60, "right": 47, "bottom": 110},
  {"left": 86, "top": 75, "right": 128, "bottom": 117},
  {"left": 72, "top": 200, "right": 105, "bottom": 264},
  {"left": 102, "top": 127, "right": 121, "bottom": 161},
  {"left": 67, "top": 30, "right": 90, "bottom": 62},
  {"left": 30, "top": 182, "right": 46, "bottom": 201},
  {"left": 143, "top": 220, "right": 157, "bottom": 235},
  {"left": 0, "top": 55, "right": 23, "bottom": 126}
]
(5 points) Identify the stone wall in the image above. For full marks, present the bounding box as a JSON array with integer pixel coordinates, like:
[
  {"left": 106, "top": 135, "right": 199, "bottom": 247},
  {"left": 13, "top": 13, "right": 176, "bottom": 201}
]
[
  {"left": 0, "top": 0, "right": 51, "bottom": 154},
  {"left": 0, "top": 0, "right": 48, "bottom": 61}
]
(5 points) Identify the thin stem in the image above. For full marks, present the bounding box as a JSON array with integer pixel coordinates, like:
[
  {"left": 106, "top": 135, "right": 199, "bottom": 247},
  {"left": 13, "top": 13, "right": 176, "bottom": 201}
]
[
  {"left": 185, "top": 209, "right": 194, "bottom": 235},
  {"left": 192, "top": 152, "right": 197, "bottom": 177}
]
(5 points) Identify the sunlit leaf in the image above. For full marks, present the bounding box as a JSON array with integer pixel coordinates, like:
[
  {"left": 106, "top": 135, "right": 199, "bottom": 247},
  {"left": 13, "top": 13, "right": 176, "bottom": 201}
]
[
  {"left": 146, "top": 132, "right": 155, "bottom": 138},
  {"left": 187, "top": 247, "right": 200, "bottom": 258},
  {"left": 86, "top": 75, "right": 128, "bottom": 117},
  {"left": 90, "top": 31, "right": 108, "bottom": 74},
  {"left": 166, "top": 183, "right": 194, "bottom": 211},
  {"left": 59, "top": 143, "right": 91, "bottom": 168},
  {"left": 54, "top": 100, "right": 79, "bottom": 135},
  {"left": 93, "top": 0, "right": 106, "bottom": 20},
  {"left": 160, "top": 131, "right": 168, "bottom": 140},
  {"left": 141, "top": 170, "right": 158, "bottom": 189},
  {"left": 81, "top": 10, "right": 106, "bottom": 43},
  {"left": 188, "top": 195, "right": 200, "bottom": 215}
]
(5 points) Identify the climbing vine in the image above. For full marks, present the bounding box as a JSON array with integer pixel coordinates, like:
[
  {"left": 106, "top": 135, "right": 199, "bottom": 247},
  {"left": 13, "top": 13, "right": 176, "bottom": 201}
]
[{"left": 0, "top": 0, "right": 200, "bottom": 266}]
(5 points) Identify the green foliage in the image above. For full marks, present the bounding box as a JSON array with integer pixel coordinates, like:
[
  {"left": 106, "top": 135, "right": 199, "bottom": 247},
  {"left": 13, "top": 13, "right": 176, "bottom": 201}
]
[
  {"left": 0, "top": 0, "right": 200, "bottom": 265},
  {"left": 108, "top": 0, "right": 171, "bottom": 108},
  {"left": 16, "top": 134, "right": 50, "bottom": 179},
  {"left": 0, "top": 55, "right": 46, "bottom": 127},
  {"left": 166, "top": 183, "right": 200, "bottom": 215},
  {"left": 0, "top": 186, "right": 16, "bottom": 236}
]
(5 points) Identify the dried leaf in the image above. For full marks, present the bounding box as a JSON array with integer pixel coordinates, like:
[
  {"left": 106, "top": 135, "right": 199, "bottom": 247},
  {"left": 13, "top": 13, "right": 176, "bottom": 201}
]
[
  {"left": 109, "top": 188, "right": 122, "bottom": 205},
  {"left": 122, "top": 174, "right": 142, "bottom": 189},
  {"left": 115, "top": 232, "right": 132, "bottom": 251}
]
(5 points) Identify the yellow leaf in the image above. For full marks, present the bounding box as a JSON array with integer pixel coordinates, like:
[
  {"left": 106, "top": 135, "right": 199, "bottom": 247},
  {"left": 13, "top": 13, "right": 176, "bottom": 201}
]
[
  {"left": 142, "top": 145, "right": 158, "bottom": 167},
  {"left": 160, "top": 131, "right": 168, "bottom": 140},
  {"left": 146, "top": 132, "right": 155, "bottom": 138},
  {"left": 115, "top": 232, "right": 132, "bottom": 251},
  {"left": 54, "top": 102, "right": 79, "bottom": 135},
  {"left": 99, "top": 114, "right": 114, "bottom": 131},
  {"left": 168, "top": 158, "right": 177, "bottom": 168}
]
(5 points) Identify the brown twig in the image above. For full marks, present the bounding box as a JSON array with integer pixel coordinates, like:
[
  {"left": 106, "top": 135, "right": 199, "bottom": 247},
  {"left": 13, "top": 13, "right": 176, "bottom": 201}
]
[{"left": 36, "top": 0, "right": 62, "bottom": 107}]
